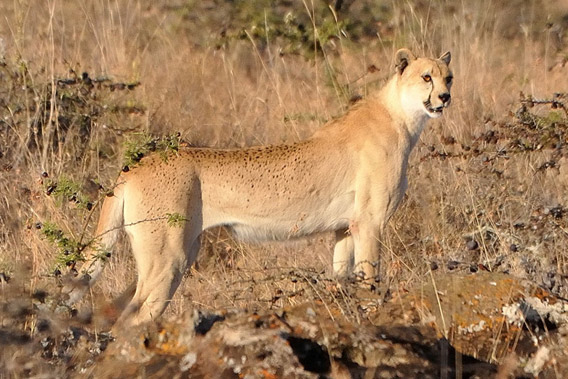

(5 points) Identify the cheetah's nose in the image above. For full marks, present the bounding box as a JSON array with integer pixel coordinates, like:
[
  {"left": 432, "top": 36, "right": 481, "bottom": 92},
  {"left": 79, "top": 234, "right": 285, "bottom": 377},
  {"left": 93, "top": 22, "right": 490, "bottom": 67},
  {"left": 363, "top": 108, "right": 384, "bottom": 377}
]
[{"left": 439, "top": 92, "right": 451, "bottom": 105}]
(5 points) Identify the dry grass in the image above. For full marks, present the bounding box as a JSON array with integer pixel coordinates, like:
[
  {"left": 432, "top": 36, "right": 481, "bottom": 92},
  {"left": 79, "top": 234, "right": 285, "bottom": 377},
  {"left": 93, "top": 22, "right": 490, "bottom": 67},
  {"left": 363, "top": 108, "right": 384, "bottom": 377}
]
[{"left": 1, "top": 0, "right": 568, "bottom": 364}]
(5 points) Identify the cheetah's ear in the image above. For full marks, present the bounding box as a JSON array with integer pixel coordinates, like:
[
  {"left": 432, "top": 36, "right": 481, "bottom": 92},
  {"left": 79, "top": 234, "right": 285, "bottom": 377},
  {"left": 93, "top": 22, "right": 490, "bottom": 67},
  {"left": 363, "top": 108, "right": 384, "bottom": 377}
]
[
  {"left": 395, "top": 48, "right": 416, "bottom": 74},
  {"left": 439, "top": 51, "right": 451, "bottom": 66}
]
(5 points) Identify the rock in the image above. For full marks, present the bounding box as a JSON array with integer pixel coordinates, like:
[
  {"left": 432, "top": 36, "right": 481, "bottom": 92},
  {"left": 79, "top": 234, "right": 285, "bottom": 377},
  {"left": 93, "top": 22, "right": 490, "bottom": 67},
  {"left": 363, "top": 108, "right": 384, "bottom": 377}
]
[
  {"left": 466, "top": 239, "right": 479, "bottom": 251},
  {"left": 92, "top": 272, "right": 568, "bottom": 378},
  {"left": 371, "top": 272, "right": 568, "bottom": 376},
  {"left": 3, "top": 270, "right": 567, "bottom": 378}
]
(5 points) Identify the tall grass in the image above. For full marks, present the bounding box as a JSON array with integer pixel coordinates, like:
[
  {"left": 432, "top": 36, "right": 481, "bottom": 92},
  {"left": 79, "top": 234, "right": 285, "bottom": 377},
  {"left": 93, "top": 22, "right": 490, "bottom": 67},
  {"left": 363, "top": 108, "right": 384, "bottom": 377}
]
[{"left": 0, "top": 0, "right": 567, "bottom": 317}]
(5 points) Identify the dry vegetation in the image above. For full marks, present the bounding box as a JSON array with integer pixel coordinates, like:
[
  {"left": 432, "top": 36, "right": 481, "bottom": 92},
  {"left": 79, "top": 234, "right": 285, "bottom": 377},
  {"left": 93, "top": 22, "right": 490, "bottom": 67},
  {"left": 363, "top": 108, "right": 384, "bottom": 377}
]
[{"left": 1, "top": 0, "right": 568, "bottom": 377}]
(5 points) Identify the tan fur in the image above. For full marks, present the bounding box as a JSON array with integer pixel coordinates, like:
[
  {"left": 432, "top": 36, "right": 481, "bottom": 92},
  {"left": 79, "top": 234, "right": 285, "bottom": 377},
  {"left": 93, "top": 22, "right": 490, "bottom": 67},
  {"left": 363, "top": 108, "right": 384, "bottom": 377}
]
[{"left": 65, "top": 49, "right": 453, "bottom": 327}]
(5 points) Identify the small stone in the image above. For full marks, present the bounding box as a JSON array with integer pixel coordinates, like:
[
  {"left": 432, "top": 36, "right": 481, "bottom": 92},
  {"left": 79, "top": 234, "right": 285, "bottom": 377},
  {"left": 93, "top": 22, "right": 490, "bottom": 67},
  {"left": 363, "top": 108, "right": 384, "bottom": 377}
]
[
  {"left": 32, "top": 290, "right": 48, "bottom": 302},
  {"left": 447, "top": 260, "right": 460, "bottom": 270},
  {"left": 36, "top": 319, "right": 50, "bottom": 332},
  {"left": 46, "top": 185, "right": 56, "bottom": 195},
  {"left": 466, "top": 239, "right": 479, "bottom": 251},
  {"left": 543, "top": 272, "right": 556, "bottom": 291},
  {"left": 549, "top": 206, "right": 563, "bottom": 219}
]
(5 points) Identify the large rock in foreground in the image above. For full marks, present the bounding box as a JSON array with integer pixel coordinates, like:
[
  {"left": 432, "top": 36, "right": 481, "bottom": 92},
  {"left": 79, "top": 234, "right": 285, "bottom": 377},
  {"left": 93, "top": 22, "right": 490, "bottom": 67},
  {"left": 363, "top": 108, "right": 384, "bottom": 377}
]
[{"left": 92, "top": 272, "right": 568, "bottom": 378}]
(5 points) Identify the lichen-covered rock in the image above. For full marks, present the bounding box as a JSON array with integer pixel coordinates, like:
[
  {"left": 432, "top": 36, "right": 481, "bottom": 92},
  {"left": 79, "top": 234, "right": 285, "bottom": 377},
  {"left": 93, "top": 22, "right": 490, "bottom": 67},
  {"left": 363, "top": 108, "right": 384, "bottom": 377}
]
[
  {"left": 2, "top": 271, "right": 566, "bottom": 377},
  {"left": 89, "top": 295, "right": 496, "bottom": 377},
  {"left": 372, "top": 272, "right": 568, "bottom": 376},
  {"left": 87, "top": 272, "right": 568, "bottom": 378}
]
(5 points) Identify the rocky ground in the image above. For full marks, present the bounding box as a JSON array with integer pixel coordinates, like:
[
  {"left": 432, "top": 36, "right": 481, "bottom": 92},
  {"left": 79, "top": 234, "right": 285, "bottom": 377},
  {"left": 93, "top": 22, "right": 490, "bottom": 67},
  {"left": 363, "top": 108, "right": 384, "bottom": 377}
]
[{"left": 2, "top": 270, "right": 567, "bottom": 378}]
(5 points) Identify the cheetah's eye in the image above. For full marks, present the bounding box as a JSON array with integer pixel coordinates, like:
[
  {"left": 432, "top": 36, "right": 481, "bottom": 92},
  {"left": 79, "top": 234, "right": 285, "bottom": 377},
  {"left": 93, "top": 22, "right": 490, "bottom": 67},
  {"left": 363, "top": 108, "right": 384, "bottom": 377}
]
[
  {"left": 445, "top": 76, "right": 453, "bottom": 84},
  {"left": 422, "top": 74, "right": 431, "bottom": 82}
]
